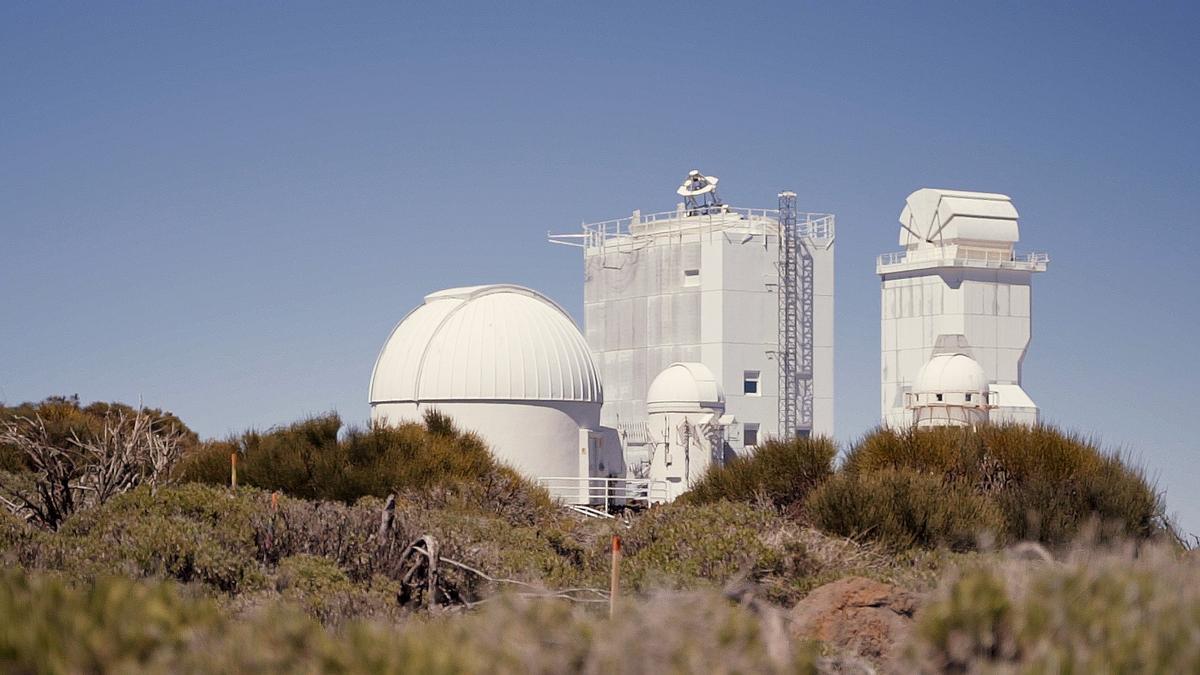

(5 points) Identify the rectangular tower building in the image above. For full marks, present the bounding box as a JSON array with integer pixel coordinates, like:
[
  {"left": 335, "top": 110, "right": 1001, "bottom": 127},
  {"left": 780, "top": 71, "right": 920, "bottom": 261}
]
[
  {"left": 552, "top": 186, "right": 834, "bottom": 467},
  {"left": 877, "top": 189, "right": 1049, "bottom": 427}
]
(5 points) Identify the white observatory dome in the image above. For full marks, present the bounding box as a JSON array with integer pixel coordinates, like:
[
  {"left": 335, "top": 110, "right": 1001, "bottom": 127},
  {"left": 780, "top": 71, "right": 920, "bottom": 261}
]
[
  {"left": 646, "top": 362, "right": 725, "bottom": 414},
  {"left": 370, "top": 284, "right": 607, "bottom": 480},
  {"left": 908, "top": 352, "right": 991, "bottom": 428},
  {"left": 911, "top": 353, "right": 989, "bottom": 396},
  {"left": 370, "top": 284, "right": 601, "bottom": 404}
]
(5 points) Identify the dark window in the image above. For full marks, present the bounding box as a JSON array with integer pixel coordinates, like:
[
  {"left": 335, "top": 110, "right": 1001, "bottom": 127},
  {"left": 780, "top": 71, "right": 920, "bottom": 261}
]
[
  {"left": 744, "top": 424, "right": 759, "bottom": 447},
  {"left": 743, "top": 370, "right": 761, "bottom": 395}
]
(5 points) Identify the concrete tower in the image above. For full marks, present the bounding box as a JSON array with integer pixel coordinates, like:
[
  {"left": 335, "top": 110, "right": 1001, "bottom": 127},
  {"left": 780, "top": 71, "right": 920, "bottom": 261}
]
[
  {"left": 552, "top": 172, "right": 834, "bottom": 473},
  {"left": 878, "top": 189, "right": 1049, "bottom": 427}
]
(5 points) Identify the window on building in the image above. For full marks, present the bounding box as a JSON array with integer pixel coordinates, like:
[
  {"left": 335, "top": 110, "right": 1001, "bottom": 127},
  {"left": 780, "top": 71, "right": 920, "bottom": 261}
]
[
  {"left": 683, "top": 268, "right": 700, "bottom": 286},
  {"left": 744, "top": 423, "right": 759, "bottom": 447},
  {"left": 965, "top": 393, "right": 972, "bottom": 402},
  {"left": 743, "top": 370, "right": 761, "bottom": 396},
  {"left": 936, "top": 393, "right": 943, "bottom": 402}
]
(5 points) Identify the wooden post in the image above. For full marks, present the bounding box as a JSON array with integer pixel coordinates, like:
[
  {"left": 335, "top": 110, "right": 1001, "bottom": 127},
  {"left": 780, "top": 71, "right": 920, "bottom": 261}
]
[
  {"left": 609, "top": 534, "right": 621, "bottom": 619},
  {"left": 425, "top": 535, "right": 440, "bottom": 612},
  {"left": 378, "top": 494, "right": 396, "bottom": 542},
  {"left": 266, "top": 491, "right": 279, "bottom": 551},
  {"left": 230, "top": 452, "right": 238, "bottom": 490}
]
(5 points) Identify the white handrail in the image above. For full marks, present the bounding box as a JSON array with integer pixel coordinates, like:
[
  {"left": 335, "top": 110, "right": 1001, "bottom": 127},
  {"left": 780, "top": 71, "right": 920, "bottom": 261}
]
[{"left": 536, "top": 476, "right": 669, "bottom": 508}]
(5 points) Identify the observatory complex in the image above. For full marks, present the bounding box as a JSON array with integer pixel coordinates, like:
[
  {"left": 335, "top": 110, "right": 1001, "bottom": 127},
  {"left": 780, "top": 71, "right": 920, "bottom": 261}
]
[
  {"left": 550, "top": 171, "right": 835, "bottom": 484},
  {"left": 878, "top": 189, "right": 1049, "bottom": 428},
  {"left": 368, "top": 175, "right": 1050, "bottom": 508}
]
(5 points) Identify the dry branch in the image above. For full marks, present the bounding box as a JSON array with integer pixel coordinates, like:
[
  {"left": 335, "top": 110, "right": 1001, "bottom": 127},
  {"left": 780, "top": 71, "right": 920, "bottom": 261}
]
[{"left": 0, "top": 410, "right": 185, "bottom": 529}]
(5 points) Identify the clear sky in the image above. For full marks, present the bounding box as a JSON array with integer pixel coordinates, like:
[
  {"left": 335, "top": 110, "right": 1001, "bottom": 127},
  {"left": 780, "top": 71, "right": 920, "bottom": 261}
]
[{"left": 2, "top": 3, "right": 1198, "bottom": 530}]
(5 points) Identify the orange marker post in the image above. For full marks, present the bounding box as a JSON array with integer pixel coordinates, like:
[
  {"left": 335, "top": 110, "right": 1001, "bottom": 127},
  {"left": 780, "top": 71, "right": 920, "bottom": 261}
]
[{"left": 609, "top": 534, "right": 622, "bottom": 619}]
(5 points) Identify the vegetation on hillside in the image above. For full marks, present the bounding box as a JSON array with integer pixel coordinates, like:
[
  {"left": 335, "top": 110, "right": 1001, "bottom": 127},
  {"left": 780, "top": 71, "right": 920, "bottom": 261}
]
[
  {"left": 681, "top": 436, "right": 836, "bottom": 513},
  {"left": 687, "top": 423, "right": 1168, "bottom": 551},
  {"left": 176, "top": 410, "right": 553, "bottom": 524},
  {"left": 0, "top": 398, "right": 1187, "bottom": 672}
]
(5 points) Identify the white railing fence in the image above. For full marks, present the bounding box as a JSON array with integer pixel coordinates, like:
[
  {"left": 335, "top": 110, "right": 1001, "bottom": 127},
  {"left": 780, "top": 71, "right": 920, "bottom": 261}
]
[
  {"left": 549, "top": 207, "right": 835, "bottom": 249},
  {"left": 536, "top": 476, "right": 668, "bottom": 511},
  {"left": 878, "top": 248, "right": 1049, "bottom": 270}
]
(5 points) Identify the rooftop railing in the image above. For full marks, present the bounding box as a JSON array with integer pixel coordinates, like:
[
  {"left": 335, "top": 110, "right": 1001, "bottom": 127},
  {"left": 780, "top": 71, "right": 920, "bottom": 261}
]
[
  {"left": 549, "top": 207, "right": 835, "bottom": 249},
  {"left": 877, "top": 248, "right": 1049, "bottom": 271}
]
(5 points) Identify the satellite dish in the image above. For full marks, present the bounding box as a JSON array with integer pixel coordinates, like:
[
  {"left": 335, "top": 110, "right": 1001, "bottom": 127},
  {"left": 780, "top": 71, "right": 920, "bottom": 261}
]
[
  {"left": 676, "top": 169, "right": 723, "bottom": 214},
  {"left": 677, "top": 171, "right": 720, "bottom": 197}
]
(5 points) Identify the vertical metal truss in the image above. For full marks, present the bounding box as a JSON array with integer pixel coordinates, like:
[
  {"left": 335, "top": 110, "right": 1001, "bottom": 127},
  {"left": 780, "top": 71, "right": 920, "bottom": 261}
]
[
  {"left": 799, "top": 214, "right": 814, "bottom": 432},
  {"left": 777, "top": 191, "right": 814, "bottom": 440}
]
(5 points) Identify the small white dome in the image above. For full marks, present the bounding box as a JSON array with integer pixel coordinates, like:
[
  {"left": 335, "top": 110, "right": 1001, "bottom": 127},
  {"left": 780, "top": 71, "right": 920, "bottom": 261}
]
[
  {"left": 646, "top": 362, "right": 725, "bottom": 414},
  {"left": 369, "top": 285, "right": 602, "bottom": 404},
  {"left": 912, "top": 353, "right": 989, "bottom": 395}
]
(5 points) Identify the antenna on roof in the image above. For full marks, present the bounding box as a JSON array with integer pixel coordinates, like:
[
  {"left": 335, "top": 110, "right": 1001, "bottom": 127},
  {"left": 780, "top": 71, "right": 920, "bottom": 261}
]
[{"left": 676, "top": 170, "right": 723, "bottom": 216}]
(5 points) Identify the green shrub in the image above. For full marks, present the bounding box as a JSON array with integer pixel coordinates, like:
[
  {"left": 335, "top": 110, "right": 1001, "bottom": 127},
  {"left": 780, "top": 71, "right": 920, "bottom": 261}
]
[
  {"left": 0, "top": 569, "right": 223, "bottom": 674},
  {"left": 682, "top": 436, "right": 836, "bottom": 512},
  {"left": 0, "top": 568, "right": 816, "bottom": 674},
  {"left": 909, "top": 544, "right": 1200, "bottom": 672},
  {"left": 838, "top": 424, "right": 1166, "bottom": 546},
  {"left": 177, "top": 411, "right": 554, "bottom": 523},
  {"left": 41, "top": 484, "right": 267, "bottom": 593},
  {"left": 806, "top": 467, "right": 1006, "bottom": 552},
  {"left": 619, "top": 502, "right": 812, "bottom": 595}
]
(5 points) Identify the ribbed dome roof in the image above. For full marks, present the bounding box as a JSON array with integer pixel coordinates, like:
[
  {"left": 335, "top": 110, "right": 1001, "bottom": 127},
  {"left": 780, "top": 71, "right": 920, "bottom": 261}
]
[
  {"left": 646, "top": 362, "right": 725, "bottom": 414},
  {"left": 912, "top": 353, "right": 989, "bottom": 395},
  {"left": 369, "top": 285, "right": 602, "bottom": 404}
]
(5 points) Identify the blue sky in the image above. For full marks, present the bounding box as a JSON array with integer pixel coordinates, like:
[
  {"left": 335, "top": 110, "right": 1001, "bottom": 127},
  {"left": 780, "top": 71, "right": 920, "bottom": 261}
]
[{"left": 2, "top": 2, "right": 1198, "bottom": 530}]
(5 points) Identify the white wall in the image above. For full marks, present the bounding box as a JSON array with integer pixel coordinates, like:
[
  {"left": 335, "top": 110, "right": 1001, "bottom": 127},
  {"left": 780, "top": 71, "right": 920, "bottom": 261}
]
[
  {"left": 646, "top": 410, "right": 724, "bottom": 502},
  {"left": 585, "top": 214, "right": 835, "bottom": 451}
]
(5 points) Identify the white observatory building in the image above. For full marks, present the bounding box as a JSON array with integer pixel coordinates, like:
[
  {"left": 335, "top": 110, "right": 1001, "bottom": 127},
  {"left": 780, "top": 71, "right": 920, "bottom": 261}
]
[
  {"left": 645, "top": 362, "right": 733, "bottom": 501},
  {"left": 877, "top": 189, "right": 1049, "bottom": 428},
  {"left": 369, "top": 285, "right": 623, "bottom": 482},
  {"left": 552, "top": 171, "right": 835, "bottom": 473}
]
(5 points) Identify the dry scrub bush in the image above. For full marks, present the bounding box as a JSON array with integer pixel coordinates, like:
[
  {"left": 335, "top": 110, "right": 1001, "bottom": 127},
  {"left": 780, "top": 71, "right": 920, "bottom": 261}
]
[
  {"left": 907, "top": 540, "right": 1200, "bottom": 672},
  {"left": 682, "top": 436, "right": 836, "bottom": 512},
  {"left": 0, "top": 407, "right": 188, "bottom": 529},
  {"left": 0, "top": 567, "right": 819, "bottom": 674}
]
